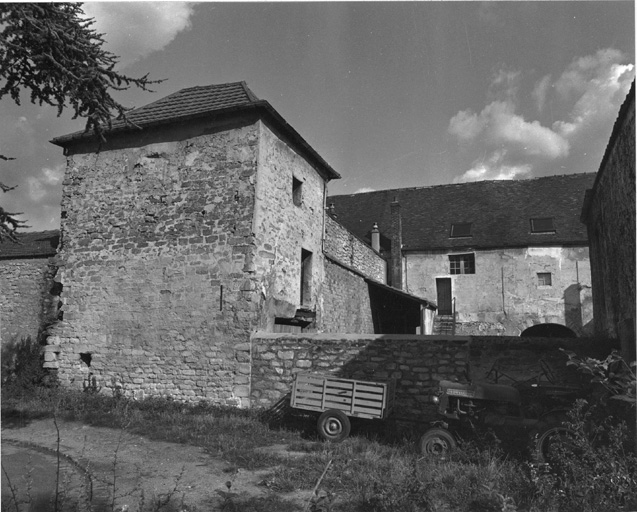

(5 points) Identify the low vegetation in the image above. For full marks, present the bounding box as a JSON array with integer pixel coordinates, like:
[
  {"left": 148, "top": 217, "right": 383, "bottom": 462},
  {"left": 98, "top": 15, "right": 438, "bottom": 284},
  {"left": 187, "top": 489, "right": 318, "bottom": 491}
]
[{"left": 2, "top": 339, "right": 636, "bottom": 511}]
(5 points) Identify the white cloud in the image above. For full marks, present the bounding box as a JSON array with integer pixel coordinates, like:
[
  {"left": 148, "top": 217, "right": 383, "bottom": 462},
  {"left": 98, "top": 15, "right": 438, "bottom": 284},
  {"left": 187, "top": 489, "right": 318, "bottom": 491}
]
[
  {"left": 453, "top": 150, "right": 532, "bottom": 184},
  {"left": 449, "top": 100, "right": 569, "bottom": 160},
  {"left": 532, "top": 75, "right": 551, "bottom": 112},
  {"left": 27, "top": 165, "right": 65, "bottom": 201},
  {"left": 42, "top": 165, "right": 65, "bottom": 185},
  {"left": 552, "top": 49, "right": 634, "bottom": 142},
  {"left": 448, "top": 48, "right": 634, "bottom": 184},
  {"left": 28, "top": 176, "right": 46, "bottom": 201},
  {"left": 354, "top": 187, "right": 376, "bottom": 194},
  {"left": 82, "top": 3, "right": 195, "bottom": 69}
]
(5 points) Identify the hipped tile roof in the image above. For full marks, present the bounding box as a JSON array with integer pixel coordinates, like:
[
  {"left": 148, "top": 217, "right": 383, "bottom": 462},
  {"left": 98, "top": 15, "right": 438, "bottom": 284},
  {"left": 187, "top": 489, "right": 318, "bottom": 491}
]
[
  {"left": 328, "top": 173, "right": 596, "bottom": 251},
  {"left": 0, "top": 230, "right": 59, "bottom": 259},
  {"left": 51, "top": 81, "right": 340, "bottom": 180}
]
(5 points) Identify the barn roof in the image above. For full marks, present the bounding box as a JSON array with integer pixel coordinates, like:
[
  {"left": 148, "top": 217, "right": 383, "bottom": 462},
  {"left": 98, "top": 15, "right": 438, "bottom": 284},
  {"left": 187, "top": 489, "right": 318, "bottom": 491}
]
[
  {"left": 328, "top": 173, "right": 596, "bottom": 251},
  {"left": 0, "top": 230, "right": 59, "bottom": 259}
]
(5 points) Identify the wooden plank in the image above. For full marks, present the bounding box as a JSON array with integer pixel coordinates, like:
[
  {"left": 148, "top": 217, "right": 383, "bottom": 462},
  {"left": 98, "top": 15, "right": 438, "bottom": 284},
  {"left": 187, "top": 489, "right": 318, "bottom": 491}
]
[
  {"left": 290, "top": 373, "right": 393, "bottom": 419},
  {"left": 349, "top": 390, "right": 386, "bottom": 401}
]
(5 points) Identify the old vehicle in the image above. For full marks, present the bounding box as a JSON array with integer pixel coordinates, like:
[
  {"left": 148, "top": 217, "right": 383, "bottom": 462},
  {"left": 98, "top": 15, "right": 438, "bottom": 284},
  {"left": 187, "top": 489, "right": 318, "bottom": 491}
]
[
  {"left": 290, "top": 373, "right": 395, "bottom": 442},
  {"left": 420, "top": 366, "right": 585, "bottom": 459}
]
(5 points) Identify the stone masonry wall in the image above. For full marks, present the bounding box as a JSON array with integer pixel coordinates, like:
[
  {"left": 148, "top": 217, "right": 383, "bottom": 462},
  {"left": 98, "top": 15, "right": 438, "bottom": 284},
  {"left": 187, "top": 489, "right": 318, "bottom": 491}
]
[
  {"left": 0, "top": 258, "right": 58, "bottom": 344},
  {"left": 47, "top": 120, "right": 262, "bottom": 405},
  {"left": 250, "top": 333, "right": 608, "bottom": 425},
  {"left": 252, "top": 122, "right": 328, "bottom": 327},
  {"left": 324, "top": 215, "right": 386, "bottom": 284},
  {"left": 584, "top": 90, "right": 635, "bottom": 358},
  {"left": 319, "top": 257, "right": 375, "bottom": 333}
]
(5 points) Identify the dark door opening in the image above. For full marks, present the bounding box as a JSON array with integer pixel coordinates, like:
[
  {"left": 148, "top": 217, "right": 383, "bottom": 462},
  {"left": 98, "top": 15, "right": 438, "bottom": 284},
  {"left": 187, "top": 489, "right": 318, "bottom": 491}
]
[{"left": 436, "top": 278, "right": 452, "bottom": 315}]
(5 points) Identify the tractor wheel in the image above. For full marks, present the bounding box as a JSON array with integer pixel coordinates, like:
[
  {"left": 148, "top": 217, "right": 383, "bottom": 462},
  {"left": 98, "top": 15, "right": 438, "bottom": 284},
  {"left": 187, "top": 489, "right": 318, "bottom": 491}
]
[
  {"left": 317, "top": 410, "right": 351, "bottom": 442},
  {"left": 419, "top": 428, "right": 456, "bottom": 458},
  {"left": 533, "top": 424, "right": 575, "bottom": 463}
]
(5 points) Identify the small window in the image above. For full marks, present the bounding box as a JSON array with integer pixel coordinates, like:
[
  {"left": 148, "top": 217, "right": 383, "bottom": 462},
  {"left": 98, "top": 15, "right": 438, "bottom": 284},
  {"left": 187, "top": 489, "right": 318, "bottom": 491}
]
[
  {"left": 537, "top": 272, "right": 552, "bottom": 286},
  {"left": 530, "top": 217, "right": 555, "bottom": 233},
  {"left": 292, "top": 176, "right": 303, "bottom": 207},
  {"left": 300, "top": 249, "right": 312, "bottom": 304},
  {"left": 449, "top": 253, "right": 475, "bottom": 274},
  {"left": 450, "top": 222, "right": 472, "bottom": 238}
]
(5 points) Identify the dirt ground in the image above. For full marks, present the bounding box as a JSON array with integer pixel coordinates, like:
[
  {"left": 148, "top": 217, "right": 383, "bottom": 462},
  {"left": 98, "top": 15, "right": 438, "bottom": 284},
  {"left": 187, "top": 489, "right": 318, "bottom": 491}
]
[{"left": 1, "top": 417, "right": 310, "bottom": 511}]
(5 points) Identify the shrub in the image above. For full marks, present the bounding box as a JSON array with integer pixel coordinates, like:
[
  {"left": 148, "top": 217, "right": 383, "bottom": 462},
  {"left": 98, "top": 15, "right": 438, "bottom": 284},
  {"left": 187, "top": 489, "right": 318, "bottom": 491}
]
[
  {"left": 1, "top": 335, "right": 53, "bottom": 392},
  {"left": 531, "top": 399, "right": 637, "bottom": 512}
]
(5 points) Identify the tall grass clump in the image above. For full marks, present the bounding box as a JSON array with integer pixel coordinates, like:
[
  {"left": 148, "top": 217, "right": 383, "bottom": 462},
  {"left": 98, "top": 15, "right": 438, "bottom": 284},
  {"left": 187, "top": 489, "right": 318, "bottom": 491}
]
[{"left": 266, "top": 435, "right": 536, "bottom": 512}]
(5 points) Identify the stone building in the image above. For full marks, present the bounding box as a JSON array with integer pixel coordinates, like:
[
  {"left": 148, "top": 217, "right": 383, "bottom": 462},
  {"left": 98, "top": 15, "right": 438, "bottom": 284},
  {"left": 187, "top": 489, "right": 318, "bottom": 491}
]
[
  {"left": 45, "top": 81, "right": 434, "bottom": 402},
  {"left": 581, "top": 83, "right": 635, "bottom": 360},
  {"left": 329, "top": 173, "right": 596, "bottom": 337},
  {"left": 0, "top": 231, "right": 59, "bottom": 344}
]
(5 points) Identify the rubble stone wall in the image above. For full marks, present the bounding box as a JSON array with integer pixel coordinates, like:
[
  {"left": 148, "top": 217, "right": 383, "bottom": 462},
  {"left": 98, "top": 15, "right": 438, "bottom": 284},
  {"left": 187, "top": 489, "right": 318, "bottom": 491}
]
[
  {"left": 319, "top": 257, "right": 375, "bottom": 333},
  {"left": 250, "top": 333, "right": 609, "bottom": 424},
  {"left": 583, "top": 89, "right": 635, "bottom": 358},
  {"left": 0, "top": 258, "right": 58, "bottom": 344},
  {"left": 324, "top": 215, "right": 386, "bottom": 283},
  {"left": 47, "top": 119, "right": 262, "bottom": 405}
]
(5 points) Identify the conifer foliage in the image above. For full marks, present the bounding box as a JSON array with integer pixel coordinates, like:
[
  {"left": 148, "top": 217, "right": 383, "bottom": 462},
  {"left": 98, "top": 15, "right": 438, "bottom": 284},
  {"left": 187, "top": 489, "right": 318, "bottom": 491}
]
[{"left": 0, "top": 2, "right": 162, "bottom": 242}]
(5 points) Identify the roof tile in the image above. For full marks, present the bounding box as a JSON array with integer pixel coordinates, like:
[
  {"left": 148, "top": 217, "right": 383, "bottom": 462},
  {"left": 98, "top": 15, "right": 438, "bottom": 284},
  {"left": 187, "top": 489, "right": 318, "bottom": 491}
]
[
  {"left": 328, "top": 173, "right": 596, "bottom": 251},
  {"left": 0, "top": 231, "right": 59, "bottom": 259}
]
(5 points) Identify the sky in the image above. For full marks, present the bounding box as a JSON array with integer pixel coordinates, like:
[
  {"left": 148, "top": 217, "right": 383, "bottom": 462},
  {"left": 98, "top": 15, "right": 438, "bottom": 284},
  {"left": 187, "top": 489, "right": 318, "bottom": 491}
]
[{"left": 1, "top": 1, "right": 634, "bottom": 232}]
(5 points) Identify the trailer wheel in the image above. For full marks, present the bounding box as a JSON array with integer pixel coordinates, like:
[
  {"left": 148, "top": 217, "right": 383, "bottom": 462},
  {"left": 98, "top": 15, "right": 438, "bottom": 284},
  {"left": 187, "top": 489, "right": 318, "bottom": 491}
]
[
  {"left": 419, "top": 428, "right": 456, "bottom": 457},
  {"left": 317, "top": 410, "right": 351, "bottom": 442}
]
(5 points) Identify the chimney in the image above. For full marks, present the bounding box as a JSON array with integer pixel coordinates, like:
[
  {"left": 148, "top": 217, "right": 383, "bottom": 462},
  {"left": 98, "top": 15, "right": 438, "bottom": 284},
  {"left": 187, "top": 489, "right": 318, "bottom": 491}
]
[
  {"left": 327, "top": 203, "right": 337, "bottom": 219},
  {"left": 390, "top": 198, "right": 403, "bottom": 290},
  {"left": 371, "top": 223, "right": 380, "bottom": 253}
]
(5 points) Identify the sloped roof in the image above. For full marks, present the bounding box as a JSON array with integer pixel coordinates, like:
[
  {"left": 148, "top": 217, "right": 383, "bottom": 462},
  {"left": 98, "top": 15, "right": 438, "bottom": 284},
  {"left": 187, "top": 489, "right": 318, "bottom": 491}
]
[
  {"left": 0, "top": 230, "right": 59, "bottom": 259},
  {"left": 51, "top": 81, "right": 340, "bottom": 180},
  {"left": 328, "top": 173, "right": 596, "bottom": 251}
]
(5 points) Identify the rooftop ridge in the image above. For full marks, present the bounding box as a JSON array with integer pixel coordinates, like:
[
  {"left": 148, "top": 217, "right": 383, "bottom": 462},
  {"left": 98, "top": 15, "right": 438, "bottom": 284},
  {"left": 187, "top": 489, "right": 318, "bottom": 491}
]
[{"left": 329, "top": 172, "right": 597, "bottom": 198}]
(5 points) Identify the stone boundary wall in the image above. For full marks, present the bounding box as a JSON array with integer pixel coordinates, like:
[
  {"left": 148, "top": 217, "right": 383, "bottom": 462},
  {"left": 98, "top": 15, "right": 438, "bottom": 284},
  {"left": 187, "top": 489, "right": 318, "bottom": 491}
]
[
  {"left": 324, "top": 215, "right": 386, "bottom": 283},
  {"left": 0, "top": 258, "right": 59, "bottom": 344},
  {"left": 583, "top": 86, "right": 635, "bottom": 359},
  {"left": 320, "top": 257, "right": 375, "bottom": 333},
  {"left": 250, "top": 333, "right": 612, "bottom": 425}
]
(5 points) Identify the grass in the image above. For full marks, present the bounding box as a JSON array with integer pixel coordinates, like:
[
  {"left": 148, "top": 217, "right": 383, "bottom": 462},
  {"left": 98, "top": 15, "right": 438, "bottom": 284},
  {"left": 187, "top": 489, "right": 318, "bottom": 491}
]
[{"left": 2, "top": 385, "right": 636, "bottom": 512}]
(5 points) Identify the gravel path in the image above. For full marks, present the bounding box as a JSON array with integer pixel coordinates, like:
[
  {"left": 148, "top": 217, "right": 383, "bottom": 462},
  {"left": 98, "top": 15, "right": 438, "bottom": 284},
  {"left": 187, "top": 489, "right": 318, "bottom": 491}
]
[{"left": 2, "top": 417, "right": 302, "bottom": 511}]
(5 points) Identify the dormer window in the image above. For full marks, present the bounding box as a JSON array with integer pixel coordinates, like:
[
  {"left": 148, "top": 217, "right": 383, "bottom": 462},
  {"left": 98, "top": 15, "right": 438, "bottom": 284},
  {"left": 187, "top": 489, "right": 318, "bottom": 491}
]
[
  {"left": 530, "top": 217, "right": 555, "bottom": 233},
  {"left": 292, "top": 176, "right": 303, "bottom": 207},
  {"left": 450, "top": 222, "right": 472, "bottom": 238}
]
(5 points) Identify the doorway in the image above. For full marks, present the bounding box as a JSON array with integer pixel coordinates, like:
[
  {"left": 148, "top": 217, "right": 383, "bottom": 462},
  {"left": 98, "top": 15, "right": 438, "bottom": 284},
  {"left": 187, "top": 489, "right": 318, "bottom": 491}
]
[{"left": 436, "top": 278, "right": 452, "bottom": 315}]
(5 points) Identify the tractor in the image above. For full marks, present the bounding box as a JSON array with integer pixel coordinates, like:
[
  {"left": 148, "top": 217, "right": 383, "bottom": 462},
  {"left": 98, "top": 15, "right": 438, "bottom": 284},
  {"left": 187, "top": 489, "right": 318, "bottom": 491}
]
[{"left": 419, "top": 360, "right": 587, "bottom": 460}]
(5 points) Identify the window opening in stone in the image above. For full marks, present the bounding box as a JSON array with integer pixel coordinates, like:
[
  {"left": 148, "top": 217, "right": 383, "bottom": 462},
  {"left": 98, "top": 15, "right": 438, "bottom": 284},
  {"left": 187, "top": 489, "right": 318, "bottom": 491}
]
[
  {"left": 530, "top": 217, "right": 555, "bottom": 233},
  {"left": 537, "top": 272, "right": 552, "bottom": 286},
  {"left": 79, "top": 352, "right": 92, "bottom": 367},
  {"left": 301, "top": 249, "right": 312, "bottom": 305},
  {"left": 50, "top": 281, "right": 63, "bottom": 296},
  {"left": 292, "top": 176, "right": 303, "bottom": 207},
  {"left": 449, "top": 253, "right": 475, "bottom": 275},
  {"left": 450, "top": 222, "right": 472, "bottom": 238}
]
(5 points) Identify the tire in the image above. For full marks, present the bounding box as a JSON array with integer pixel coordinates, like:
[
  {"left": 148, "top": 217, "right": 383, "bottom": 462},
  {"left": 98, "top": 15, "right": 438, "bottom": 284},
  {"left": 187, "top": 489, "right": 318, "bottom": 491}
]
[
  {"left": 317, "top": 410, "right": 351, "bottom": 442},
  {"left": 534, "top": 424, "right": 575, "bottom": 463},
  {"left": 419, "top": 428, "right": 456, "bottom": 457}
]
